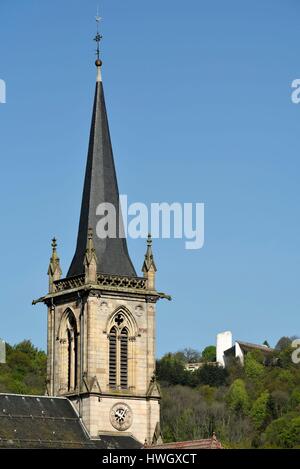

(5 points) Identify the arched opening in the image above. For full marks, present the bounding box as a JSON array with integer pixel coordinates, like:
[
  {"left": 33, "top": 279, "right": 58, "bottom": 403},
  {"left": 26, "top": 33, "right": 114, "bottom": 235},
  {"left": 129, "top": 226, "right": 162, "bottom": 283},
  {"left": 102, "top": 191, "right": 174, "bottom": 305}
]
[
  {"left": 67, "top": 313, "right": 78, "bottom": 392},
  {"left": 107, "top": 310, "right": 135, "bottom": 390},
  {"left": 120, "top": 328, "right": 128, "bottom": 389},
  {"left": 59, "top": 309, "right": 78, "bottom": 393},
  {"left": 109, "top": 327, "right": 117, "bottom": 389}
]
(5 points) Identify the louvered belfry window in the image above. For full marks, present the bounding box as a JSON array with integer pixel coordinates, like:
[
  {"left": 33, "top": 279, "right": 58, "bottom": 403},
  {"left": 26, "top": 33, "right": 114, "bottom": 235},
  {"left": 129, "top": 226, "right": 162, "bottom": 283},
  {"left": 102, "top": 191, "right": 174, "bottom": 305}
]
[
  {"left": 108, "top": 313, "right": 130, "bottom": 390},
  {"left": 120, "top": 328, "right": 128, "bottom": 389},
  {"left": 109, "top": 327, "right": 117, "bottom": 388}
]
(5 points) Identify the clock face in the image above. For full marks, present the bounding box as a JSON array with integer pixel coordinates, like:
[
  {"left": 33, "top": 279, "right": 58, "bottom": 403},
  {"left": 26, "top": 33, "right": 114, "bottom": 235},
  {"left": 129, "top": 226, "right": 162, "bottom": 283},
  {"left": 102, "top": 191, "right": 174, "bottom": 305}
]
[{"left": 110, "top": 403, "right": 133, "bottom": 431}]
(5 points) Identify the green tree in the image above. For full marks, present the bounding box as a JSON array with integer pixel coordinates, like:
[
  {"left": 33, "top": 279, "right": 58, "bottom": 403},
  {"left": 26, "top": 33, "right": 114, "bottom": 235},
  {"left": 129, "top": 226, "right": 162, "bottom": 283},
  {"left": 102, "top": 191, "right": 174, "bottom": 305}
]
[
  {"left": 244, "top": 352, "right": 265, "bottom": 382},
  {"left": 198, "top": 385, "right": 216, "bottom": 404},
  {"left": 264, "top": 415, "right": 300, "bottom": 448},
  {"left": 278, "top": 345, "right": 295, "bottom": 368},
  {"left": 197, "top": 364, "right": 228, "bottom": 387},
  {"left": 270, "top": 390, "right": 289, "bottom": 418},
  {"left": 250, "top": 391, "right": 270, "bottom": 429},
  {"left": 275, "top": 337, "right": 292, "bottom": 351},
  {"left": 202, "top": 346, "right": 216, "bottom": 362},
  {"left": 0, "top": 340, "right": 46, "bottom": 395},
  {"left": 227, "top": 379, "right": 250, "bottom": 415},
  {"left": 290, "top": 388, "right": 300, "bottom": 409},
  {"left": 156, "top": 354, "right": 188, "bottom": 386}
]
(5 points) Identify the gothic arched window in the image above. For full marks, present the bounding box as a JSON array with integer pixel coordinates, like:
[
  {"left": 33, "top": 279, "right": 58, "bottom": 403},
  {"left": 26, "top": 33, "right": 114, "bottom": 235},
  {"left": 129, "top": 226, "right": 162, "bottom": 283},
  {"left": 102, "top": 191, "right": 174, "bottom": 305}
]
[
  {"left": 59, "top": 309, "right": 78, "bottom": 393},
  {"left": 109, "top": 327, "right": 117, "bottom": 389},
  {"left": 108, "top": 311, "right": 136, "bottom": 390},
  {"left": 120, "top": 328, "right": 128, "bottom": 390},
  {"left": 67, "top": 313, "right": 78, "bottom": 392}
]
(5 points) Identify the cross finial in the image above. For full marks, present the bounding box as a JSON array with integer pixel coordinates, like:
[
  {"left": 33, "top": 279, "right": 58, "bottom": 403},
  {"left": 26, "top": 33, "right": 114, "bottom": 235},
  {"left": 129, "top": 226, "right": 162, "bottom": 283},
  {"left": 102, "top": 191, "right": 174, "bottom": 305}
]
[
  {"left": 51, "top": 238, "right": 57, "bottom": 252},
  {"left": 147, "top": 233, "right": 152, "bottom": 247},
  {"left": 94, "top": 8, "right": 103, "bottom": 64}
]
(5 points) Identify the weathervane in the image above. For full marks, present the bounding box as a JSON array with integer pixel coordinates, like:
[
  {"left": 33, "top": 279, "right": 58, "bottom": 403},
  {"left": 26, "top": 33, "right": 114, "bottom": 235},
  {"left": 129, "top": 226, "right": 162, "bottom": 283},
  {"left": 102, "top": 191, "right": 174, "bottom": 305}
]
[{"left": 94, "top": 7, "right": 103, "bottom": 62}]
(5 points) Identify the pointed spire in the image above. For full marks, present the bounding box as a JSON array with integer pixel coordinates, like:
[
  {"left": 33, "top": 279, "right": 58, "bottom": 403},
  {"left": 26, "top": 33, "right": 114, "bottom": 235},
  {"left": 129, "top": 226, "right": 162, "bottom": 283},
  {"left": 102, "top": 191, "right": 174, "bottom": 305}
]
[
  {"left": 67, "top": 30, "right": 136, "bottom": 279},
  {"left": 48, "top": 238, "right": 62, "bottom": 292},
  {"left": 142, "top": 234, "right": 157, "bottom": 290},
  {"left": 84, "top": 227, "right": 98, "bottom": 284}
]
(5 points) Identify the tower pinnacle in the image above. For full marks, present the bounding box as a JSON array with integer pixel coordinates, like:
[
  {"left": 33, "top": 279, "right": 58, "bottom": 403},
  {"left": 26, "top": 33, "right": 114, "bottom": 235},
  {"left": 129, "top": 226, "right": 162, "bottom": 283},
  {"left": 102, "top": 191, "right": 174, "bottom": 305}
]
[
  {"left": 94, "top": 12, "right": 103, "bottom": 82},
  {"left": 48, "top": 238, "right": 62, "bottom": 292},
  {"left": 142, "top": 234, "right": 157, "bottom": 290},
  {"left": 84, "top": 227, "right": 98, "bottom": 284}
]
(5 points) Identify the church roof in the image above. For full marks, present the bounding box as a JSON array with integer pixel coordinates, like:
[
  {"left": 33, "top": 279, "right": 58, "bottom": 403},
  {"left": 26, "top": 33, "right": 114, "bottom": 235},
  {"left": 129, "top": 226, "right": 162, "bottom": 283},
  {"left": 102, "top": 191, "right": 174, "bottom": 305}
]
[
  {"left": 94, "top": 434, "right": 142, "bottom": 449},
  {"left": 147, "top": 433, "right": 223, "bottom": 449},
  {"left": 67, "top": 64, "right": 136, "bottom": 278},
  {"left": 0, "top": 394, "right": 141, "bottom": 449},
  {"left": 0, "top": 394, "right": 94, "bottom": 448}
]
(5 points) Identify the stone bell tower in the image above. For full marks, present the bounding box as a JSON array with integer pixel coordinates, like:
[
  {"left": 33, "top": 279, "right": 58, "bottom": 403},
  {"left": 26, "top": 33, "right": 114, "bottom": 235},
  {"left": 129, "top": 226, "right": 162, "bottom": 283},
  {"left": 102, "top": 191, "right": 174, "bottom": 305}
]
[{"left": 33, "top": 55, "right": 169, "bottom": 444}]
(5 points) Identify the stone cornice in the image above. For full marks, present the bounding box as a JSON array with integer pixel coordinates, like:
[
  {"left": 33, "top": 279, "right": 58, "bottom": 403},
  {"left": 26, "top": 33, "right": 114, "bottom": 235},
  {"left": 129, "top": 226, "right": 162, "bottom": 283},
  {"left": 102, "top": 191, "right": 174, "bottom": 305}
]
[
  {"left": 33, "top": 285, "right": 169, "bottom": 306},
  {"left": 66, "top": 391, "right": 161, "bottom": 401}
]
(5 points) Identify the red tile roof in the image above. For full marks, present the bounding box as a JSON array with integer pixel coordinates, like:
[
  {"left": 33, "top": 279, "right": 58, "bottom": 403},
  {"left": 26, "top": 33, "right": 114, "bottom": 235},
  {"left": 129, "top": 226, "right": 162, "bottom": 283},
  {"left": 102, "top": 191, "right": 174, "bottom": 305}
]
[{"left": 145, "top": 433, "right": 223, "bottom": 450}]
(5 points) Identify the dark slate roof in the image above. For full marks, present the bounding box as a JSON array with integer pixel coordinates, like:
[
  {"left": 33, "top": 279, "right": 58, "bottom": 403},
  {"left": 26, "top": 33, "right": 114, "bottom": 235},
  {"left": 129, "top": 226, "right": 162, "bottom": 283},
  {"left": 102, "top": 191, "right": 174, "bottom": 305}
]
[
  {"left": 0, "top": 394, "right": 94, "bottom": 448},
  {"left": 224, "top": 342, "right": 274, "bottom": 358},
  {"left": 236, "top": 341, "right": 274, "bottom": 354},
  {"left": 0, "top": 394, "right": 141, "bottom": 449},
  {"left": 68, "top": 78, "right": 136, "bottom": 278},
  {"left": 95, "top": 434, "right": 142, "bottom": 449}
]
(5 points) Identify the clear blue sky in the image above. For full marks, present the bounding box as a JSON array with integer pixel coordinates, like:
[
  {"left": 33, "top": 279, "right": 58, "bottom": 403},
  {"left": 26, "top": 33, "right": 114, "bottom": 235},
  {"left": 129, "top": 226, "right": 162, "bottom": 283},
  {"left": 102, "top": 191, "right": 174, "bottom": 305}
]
[{"left": 0, "top": 0, "right": 299, "bottom": 356}]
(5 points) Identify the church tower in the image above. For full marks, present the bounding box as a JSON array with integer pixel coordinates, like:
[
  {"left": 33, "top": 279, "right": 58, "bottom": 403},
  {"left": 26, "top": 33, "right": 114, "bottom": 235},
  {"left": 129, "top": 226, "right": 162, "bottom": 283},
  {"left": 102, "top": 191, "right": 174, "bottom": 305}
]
[{"left": 33, "top": 42, "right": 168, "bottom": 445}]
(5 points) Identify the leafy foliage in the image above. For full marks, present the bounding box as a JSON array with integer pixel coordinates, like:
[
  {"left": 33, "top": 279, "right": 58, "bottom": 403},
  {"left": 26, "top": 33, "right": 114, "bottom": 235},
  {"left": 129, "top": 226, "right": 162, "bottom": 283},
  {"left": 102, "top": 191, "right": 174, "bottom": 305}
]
[
  {"left": 202, "top": 346, "right": 216, "bottom": 362},
  {"left": 0, "top": 340, "right": 46, "bottom": 395},
  {"left": 197, "top": 364, "right": 228, "bottom": 387},
  {"left": 244, "top": 352, "right": 265, "bottom": 382},
  {"left": 156, "top": 354, "right": 228, "bottom": 387},
  {"left": 157, "top": 336, "right": 300, "bottom": 448},
  {"left": 227, "top": 379, "right": 250, "bottom": 415},
  {"left": 2, "top": 336, "right": 300, "bottom": 448},
  {"left": 250, "top": 391, "right": 270, "bottom": 429},
  {"left": 264, "top": 415, "right": 300, "bottom": 448}
]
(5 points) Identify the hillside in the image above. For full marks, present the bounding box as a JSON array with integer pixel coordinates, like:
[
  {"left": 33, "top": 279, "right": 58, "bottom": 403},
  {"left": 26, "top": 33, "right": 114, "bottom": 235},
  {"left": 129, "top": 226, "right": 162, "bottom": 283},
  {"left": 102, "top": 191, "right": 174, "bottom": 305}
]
[
  {"left": 0, "top": 338, "right": 300, "bottom": 448},
  {"left": 0, "top": 341, "right": 46, "bottom": 395},
  {"left": 157, "top": 338, "right": 300, "bottom": 448}
]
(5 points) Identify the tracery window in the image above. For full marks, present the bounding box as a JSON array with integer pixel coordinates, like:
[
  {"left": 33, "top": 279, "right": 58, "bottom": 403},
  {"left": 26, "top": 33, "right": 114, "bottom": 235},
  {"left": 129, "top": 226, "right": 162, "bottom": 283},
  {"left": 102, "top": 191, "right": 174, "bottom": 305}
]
[
  {"left": 59, "top": 309, "right": 78, "bottom": 393},
  {"left": 108, "top": 310, "right": 135, "bottom": 390},
  {"left": 120, "top": 328, "right": 128, "bottom": 389},
  {"left": 66, "top": 312, "right": 78, "bottom": 391},
  {"left": 109, "top": 326, "right": 117, "bottom": 388}
]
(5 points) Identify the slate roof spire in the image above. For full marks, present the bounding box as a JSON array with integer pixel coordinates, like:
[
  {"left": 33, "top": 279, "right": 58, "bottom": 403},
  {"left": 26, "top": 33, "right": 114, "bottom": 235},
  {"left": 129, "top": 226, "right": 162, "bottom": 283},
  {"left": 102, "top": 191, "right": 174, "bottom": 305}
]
[{"left": 67, "top": 50, "right": 136, "bottom": 278}]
